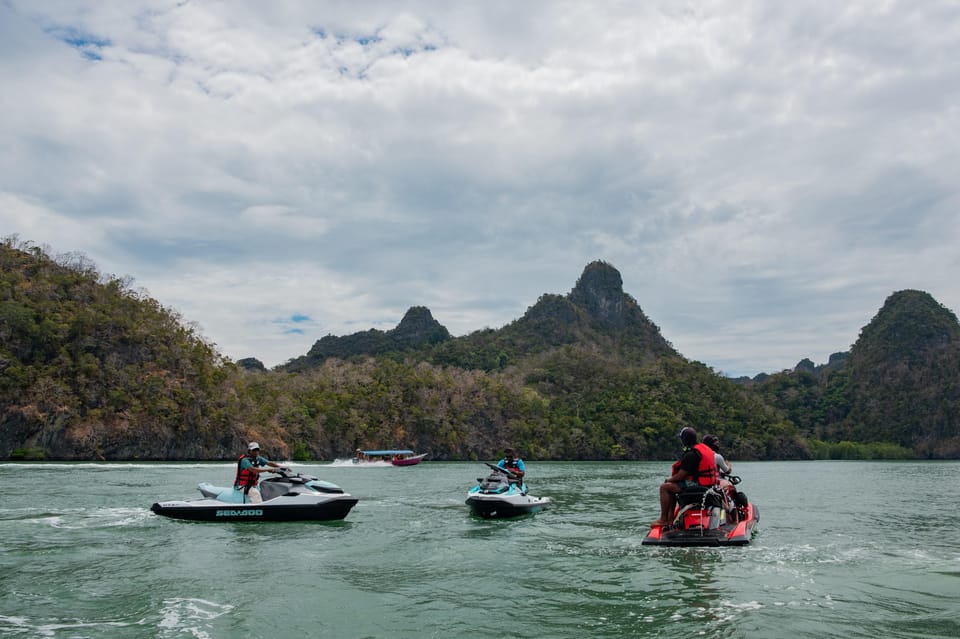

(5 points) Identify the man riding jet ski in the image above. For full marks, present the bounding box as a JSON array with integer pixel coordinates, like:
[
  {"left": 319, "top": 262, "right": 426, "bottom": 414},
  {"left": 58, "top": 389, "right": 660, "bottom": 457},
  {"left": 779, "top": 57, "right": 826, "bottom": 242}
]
[
  {"left": 151, "top": 461, "right": 359, "bottom": 522},
  {"left": 642, "top": 427, "right": 759, "bottom": 546},
  {"left": 465, "top": 450, "right": 551, "bottom": 519}
]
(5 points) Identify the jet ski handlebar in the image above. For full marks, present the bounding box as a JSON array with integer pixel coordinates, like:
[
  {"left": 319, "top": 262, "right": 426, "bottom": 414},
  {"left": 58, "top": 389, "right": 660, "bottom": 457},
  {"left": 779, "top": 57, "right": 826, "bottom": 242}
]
[
  {"left": 484, "top": 462, "right": 519, "bottom": 478},
  {"left": 720, "top": 473, "right": 741, "bottom": 485}
]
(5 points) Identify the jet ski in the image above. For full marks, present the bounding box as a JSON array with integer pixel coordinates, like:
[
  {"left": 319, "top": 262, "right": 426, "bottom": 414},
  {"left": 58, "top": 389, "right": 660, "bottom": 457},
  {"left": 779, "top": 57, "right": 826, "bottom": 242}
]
[
  {"left": 642, "top": 474, "right": 759, "bottom": 546},
  {"left": 465, "top": 462, "right": 551, "bottom": 519},
  {"left": 151, "top": 469, "right": 358, "bottom": 522}
]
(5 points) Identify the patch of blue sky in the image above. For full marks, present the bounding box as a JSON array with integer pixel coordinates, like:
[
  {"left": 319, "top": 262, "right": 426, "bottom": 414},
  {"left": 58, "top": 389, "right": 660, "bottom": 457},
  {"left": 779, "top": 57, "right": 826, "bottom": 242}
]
[
  {"left": 311, "top": 27, "right": 380, "bottom": 47},
  {"left": 272, "top": 314, "right": 313, "bottom": 336},
  {"left": 46, "top": 25, "right": 109, "bottom": 60}
]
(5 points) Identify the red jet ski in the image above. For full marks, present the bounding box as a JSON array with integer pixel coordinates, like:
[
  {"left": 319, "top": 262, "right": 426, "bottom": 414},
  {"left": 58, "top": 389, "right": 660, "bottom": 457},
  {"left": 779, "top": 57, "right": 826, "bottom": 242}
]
[{"left": 642, "top": 474, "right": 759, "bottom": 547}]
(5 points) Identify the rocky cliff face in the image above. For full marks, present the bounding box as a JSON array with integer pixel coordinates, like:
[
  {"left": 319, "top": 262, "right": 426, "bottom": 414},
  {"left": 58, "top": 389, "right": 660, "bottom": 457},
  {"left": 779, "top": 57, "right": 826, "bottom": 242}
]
[
  {"left": 568, "top": 260, "right": 629, "bottom": 328},
  {"left": 569, "top": 260, "right": 677, "bottom": 357},
  {"left": 387, "top": 306, "right": 451, "bottom": 348}
]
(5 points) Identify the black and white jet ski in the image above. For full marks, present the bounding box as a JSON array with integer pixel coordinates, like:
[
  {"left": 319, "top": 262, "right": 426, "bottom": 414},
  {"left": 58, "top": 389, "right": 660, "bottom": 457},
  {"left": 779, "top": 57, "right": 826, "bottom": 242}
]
[
  {"left": 465, "top": 462, "right": 551, "bottom": 519},
  {"left": 151, "top": 469, "right": 358, "bottom": 522},
  {"left": 641, "top": 474, "right": 759, "bottom": 546}
]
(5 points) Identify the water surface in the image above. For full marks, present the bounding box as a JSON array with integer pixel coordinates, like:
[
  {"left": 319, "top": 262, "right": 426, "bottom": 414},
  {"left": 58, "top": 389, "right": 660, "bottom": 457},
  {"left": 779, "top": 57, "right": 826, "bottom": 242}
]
[{"left": 1, "top": 461, "right": 957, "bottom": 638}]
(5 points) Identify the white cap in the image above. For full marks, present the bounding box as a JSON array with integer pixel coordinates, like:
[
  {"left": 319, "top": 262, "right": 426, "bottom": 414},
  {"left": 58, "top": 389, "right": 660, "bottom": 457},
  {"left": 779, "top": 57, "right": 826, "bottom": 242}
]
[{"left": 248, "top": 442, "right": 260, "bottom": 450}]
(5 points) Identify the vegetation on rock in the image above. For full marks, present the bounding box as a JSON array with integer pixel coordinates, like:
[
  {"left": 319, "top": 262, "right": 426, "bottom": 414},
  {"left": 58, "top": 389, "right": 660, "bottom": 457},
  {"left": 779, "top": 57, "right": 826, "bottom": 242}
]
[{"left": 1, "top": 240, "right": 956, "bottom": 460}]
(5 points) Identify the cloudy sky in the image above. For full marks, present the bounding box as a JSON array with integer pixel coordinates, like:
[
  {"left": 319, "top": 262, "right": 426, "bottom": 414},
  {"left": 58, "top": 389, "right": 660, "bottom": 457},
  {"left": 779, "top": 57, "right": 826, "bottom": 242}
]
[{"left": 2, "top": 1, "right": 958, "bottom": 377}]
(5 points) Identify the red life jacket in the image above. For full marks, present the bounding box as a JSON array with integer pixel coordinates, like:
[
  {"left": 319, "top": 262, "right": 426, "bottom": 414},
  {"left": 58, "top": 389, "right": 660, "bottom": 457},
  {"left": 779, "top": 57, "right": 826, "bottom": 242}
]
[
  {"left": 234, "top": 454, "right": 260, "bottom": 490},
  {"left": 692, "top": 443, "right": 719, "bottom": 486},
  {"left": 670, "top": 445, "right": 719, "bottom": 486}
]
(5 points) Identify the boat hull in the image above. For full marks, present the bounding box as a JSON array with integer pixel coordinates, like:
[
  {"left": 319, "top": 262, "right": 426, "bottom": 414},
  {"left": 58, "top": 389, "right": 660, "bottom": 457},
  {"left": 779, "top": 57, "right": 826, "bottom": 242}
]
[
  {"left": 391, "top": 453, "right": 428, "bottom": 466},
  {"left": 642, "top": 503, "right": 760, "bottom": 546},
  {"left": 465, "top": 494, "right": 551, "bottom": 519},
  {"left": 151, "top": 495, "right": 358, "bottom": 522}
]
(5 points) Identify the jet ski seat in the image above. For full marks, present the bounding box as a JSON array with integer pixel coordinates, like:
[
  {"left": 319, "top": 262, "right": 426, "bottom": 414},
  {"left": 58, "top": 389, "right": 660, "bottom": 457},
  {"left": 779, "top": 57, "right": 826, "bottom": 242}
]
[{"left": 677, "top": 486, "right": 725, "bottom": 508}]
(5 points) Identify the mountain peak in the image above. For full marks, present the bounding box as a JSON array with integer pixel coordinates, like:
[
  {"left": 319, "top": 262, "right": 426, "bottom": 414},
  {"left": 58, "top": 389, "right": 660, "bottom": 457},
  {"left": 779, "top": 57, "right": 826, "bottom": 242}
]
[
  {"left": 568, "top": 260, "right": 627, "bottom": 327},
  {"left": 388, "top": 306, "right": 451, "bottom": 347},
  {"left": 856, "top": 289, "right": 960, "bottom": 361}
]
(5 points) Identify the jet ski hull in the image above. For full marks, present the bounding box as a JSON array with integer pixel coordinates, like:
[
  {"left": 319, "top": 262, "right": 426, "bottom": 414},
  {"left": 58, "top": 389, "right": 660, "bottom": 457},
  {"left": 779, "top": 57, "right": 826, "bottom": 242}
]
[
  {"left": 465, "top": 462, "right": 551, "bottom": 519},
  {"left": 151, "top": 471, "right": 358, "bottom": 522},
  {"left": 151, "top": 495, "right": 358, "bottom": 522},
  {"left": 642, "top": 503, "right": 759, "bottom": 546},
  {"left": 465, "top": 494, "right": 551, "bottom": 519}
]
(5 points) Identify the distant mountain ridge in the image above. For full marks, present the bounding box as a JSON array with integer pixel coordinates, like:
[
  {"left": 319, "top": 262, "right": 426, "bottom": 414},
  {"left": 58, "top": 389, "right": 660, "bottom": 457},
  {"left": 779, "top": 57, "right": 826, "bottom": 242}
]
[
  {"left": 281, "top": 306, "right": 451, "bottom": 372},
  {"left": 281, "top": 260, "right": 678, "bottom": 372}
]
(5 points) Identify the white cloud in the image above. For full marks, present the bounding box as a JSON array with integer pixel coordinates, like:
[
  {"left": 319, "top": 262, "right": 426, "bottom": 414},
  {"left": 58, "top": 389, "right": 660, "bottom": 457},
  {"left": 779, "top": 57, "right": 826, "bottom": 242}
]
[{"left": 2, "top": 1, "right": 958, "bottom": 375}]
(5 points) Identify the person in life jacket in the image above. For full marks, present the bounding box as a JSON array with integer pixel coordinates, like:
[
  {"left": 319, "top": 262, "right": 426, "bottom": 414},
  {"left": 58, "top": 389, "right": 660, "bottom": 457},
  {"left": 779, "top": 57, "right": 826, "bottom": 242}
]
[
  {"left": 703, "top": 433, "right": 736, "bottom": 501},
  {"left": 496, "top": 447, "right": 526, "bottom": 489},
  {"left": 652, "top": 427, "right": 719, "bottom": 527},
  {"left": 234, "top": 442, "right": 287, "bottom": 504}
]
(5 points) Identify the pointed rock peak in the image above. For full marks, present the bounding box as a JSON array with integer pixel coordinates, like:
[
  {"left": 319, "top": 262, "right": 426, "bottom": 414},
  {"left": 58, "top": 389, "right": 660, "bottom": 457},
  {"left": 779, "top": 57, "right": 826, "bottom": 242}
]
[
  {"left": 572, "top": 261, "right": 624, "bottom": 299},
  {"left": 397, "top": 306, "right": 437, "bottom": 328},
  {"left": 390, "top": 306, "right": 451, "bottom": 345},
  {"left": 569, "top": 261, "right": 627, "bottom": 325}
]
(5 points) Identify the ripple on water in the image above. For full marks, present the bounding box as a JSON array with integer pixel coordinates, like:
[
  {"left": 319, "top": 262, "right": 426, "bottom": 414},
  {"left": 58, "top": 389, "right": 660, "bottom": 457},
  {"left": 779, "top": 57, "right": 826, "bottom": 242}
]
[{"left": 157, "top": 598, "right": 234, "bottom": 638}]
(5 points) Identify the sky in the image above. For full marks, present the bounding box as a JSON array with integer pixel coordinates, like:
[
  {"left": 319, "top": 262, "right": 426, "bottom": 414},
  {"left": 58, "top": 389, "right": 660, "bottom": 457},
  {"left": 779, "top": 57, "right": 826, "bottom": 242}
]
[{"left": 2, "top": 1, "right": 958, "bottom": 378}]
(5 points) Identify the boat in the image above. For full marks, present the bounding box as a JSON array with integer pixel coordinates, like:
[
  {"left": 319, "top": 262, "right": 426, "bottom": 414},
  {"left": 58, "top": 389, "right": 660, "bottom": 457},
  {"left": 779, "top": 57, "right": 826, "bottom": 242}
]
[
  {"left": 150, "top": 469, "right": 359, "bottom": 522},
  {"left": 390, "top": 452, "right": 428, "bottom": 466},
  {"left": 641, "top": 474, "right": 759, "bottom": 546},
  {"left": 465, "top": 462, "right": 551, "bottom": 519},
  {"left": 352, "top": 449, "right": 427, "bottom": 466}
]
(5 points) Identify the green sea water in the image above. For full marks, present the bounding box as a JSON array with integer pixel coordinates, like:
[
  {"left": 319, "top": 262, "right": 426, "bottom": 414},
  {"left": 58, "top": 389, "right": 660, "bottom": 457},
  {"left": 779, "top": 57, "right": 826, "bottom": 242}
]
[{"left": 1, "top": 460, "right": 957, "bottom": 638}]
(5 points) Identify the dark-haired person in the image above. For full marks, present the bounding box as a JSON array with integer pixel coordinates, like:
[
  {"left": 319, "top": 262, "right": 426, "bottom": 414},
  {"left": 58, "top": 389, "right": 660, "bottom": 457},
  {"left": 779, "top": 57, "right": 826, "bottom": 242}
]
[
  {"left": 703, "top": 433, "right": 736, "bottom": 500},
  {"left": 496, "top": 447, "right": 526, "bottom": 487},
  {"left": 651, "top": 427, "right": 718, "bottom": 527},
  {"left": 234, "top": 442, "right": 286, "bottom": 504}
]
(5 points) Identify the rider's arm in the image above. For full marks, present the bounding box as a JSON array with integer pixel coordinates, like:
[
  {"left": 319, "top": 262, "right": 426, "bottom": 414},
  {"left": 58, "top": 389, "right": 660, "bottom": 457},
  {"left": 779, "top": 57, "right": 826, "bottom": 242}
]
[
  {"left": 668, "top": 451, "right": 698, "bottom": 482},
  {"left": 251, "top": 456, "right": 282, "bottom": 473}
]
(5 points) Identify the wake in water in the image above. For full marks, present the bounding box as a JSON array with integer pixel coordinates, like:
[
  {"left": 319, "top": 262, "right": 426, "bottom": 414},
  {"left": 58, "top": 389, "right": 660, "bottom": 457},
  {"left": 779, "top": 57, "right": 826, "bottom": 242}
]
[
  {"left": 1, "top": 506, "right": 153, "bottom": 528},
  {"left": 0, "top": 599, "right": 234, "bottom": 639},
  {"left": 0, "top": 614, "right": 138, "bottom": 638},
  {"left": 0, "top": 462, "right": 233, "bottom": 470},
  {"left": 326, "top": 458, "right": 393, "bottom": 467},
  {"left": 158, "top": 598, "right": 234, "bottom": 639}
]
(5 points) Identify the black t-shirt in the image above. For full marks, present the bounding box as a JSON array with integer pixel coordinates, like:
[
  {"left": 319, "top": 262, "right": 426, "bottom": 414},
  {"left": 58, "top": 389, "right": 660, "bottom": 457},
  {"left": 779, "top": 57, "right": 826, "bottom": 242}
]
[{"left": 678, "top": 448, "right": 701, "bottom": 476}]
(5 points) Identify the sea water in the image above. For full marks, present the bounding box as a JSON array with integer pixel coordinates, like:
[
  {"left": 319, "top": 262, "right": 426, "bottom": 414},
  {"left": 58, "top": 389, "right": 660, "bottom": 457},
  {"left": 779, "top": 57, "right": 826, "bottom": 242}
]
[{"left": 0, "top": 460, "right": 957, "bottom": 638}]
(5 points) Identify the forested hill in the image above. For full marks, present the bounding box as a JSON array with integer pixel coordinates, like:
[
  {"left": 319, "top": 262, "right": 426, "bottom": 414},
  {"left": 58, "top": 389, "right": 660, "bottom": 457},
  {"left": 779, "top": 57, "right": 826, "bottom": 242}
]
[
  {"left": 0, "top": 240, "right": 243, "bottom": 459},
  {"left": 749, "top": 290, "right": 960, "bottom": 458},
  {"left": 1, "top": 238, "right": 957, "bottom": 460}
]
